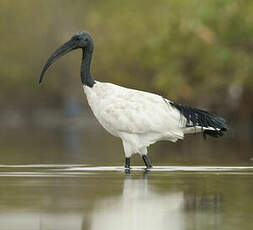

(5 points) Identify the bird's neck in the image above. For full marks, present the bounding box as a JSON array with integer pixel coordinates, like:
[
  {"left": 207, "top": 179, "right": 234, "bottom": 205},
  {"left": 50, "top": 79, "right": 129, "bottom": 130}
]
[{"left": 81, "top": 47, "right": 95, "bottom": 87}]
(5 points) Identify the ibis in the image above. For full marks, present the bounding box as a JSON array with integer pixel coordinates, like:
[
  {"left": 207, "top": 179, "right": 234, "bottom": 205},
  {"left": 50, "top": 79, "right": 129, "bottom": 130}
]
[{"left": 39, "top": 31, "right": 227, "bottom": 169}]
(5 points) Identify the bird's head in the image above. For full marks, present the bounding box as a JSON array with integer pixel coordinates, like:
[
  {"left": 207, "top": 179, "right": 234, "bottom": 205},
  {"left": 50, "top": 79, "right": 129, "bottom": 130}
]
[
  {"left": 71, "top": 31, "right": 94, "bottom": 50},
  {"left": 39, "top": 31, "right": 94, "bottom": 84}
]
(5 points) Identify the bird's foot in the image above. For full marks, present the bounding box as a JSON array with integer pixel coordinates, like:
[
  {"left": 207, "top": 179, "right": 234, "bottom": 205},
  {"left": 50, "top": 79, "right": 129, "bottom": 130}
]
[{"left": 124, "top": 168, "right": 131, "bottom": 175}]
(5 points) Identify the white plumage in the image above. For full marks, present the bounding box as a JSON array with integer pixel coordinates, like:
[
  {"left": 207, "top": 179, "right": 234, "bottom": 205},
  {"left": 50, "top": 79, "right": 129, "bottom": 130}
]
[
  {"left": 39, "top": 31, "right": 227, "bottom": 169},
  {"left": 84, "top": 81, "right": 217, "bottom": 158}
]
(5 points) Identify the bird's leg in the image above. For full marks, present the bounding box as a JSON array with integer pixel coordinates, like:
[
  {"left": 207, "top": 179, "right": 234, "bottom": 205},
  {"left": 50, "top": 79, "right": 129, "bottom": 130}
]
[
  {"left": 125, "top": 157, "right": 130, "bottom": 169},
  {"left": 142, "top": 155, "right": 152, "bottom": 169}
]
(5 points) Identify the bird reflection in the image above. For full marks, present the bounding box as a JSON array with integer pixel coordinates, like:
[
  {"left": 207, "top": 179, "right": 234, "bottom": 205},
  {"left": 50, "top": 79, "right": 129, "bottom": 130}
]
[{"left": 89, "top": 174, "right": 185, "bottom": 230}]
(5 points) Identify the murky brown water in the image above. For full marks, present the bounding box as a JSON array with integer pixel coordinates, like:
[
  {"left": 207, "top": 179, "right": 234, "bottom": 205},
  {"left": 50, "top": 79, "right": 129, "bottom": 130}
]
[
  {"left": 0, "top": 124, "right": 253, "bottom": 229},
  {"left": 0, "top": 167, "right": 252, "bottom": 230}
]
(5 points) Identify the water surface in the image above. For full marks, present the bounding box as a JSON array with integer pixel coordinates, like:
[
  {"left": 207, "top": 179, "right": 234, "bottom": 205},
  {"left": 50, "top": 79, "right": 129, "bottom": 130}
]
[{"left": 0, "top": 165, "right": 252, "bottom": 230}]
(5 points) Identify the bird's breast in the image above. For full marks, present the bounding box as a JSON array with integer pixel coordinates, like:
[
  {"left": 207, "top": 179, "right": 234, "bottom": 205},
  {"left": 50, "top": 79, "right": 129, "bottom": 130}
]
[{"left": 83, "top": 82, "right": 120, "bottom": 136}]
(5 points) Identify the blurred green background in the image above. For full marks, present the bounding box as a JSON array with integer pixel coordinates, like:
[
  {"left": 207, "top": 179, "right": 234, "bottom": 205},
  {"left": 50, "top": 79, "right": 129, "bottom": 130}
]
[{"left": 0, "top": 0, "right": 252, "bottom": 165}]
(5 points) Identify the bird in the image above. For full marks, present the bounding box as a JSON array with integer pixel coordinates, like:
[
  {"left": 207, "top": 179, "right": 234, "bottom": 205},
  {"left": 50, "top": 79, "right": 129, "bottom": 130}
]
[{"left": 39, "top": 31, "right": 228, "bottom": 169}]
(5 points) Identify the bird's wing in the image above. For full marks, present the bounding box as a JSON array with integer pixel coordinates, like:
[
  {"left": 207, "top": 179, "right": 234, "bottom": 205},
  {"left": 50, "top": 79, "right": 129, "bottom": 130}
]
[
  {"left": 98, "top": 86, "right": 184, "bottom": 136},
  {"left": 90, "top": 82, "right": 227, "bottom": 139}
]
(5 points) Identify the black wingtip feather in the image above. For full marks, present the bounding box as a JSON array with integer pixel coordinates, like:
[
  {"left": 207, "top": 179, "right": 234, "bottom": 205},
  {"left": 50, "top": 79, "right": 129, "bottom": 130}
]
[
  {"left": 169, "top": 101, "right": 228, "bottom": 139},
  {"left": 203, "top": 129, "right": 224, "bottom": 139}
]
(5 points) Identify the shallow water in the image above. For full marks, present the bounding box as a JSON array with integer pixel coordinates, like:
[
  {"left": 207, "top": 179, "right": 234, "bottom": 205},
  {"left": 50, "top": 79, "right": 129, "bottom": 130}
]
[
  {"left": 0, "top": 165, "right": 252, "bottom": 230},
  {"left": 1, "top": 124, "right": 253, "bottom": 229}
]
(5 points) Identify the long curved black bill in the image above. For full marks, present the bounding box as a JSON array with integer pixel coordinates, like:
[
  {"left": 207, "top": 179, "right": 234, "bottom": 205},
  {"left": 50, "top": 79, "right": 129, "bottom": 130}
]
[{"left": 39, "top": 39, "right": 77, "bottom": 84}]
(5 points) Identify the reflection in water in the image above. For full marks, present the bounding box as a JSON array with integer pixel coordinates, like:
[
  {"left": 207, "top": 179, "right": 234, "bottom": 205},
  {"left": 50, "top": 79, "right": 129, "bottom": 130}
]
[
  {"left": 0, "top": 171, "right": 252, "bottom": 230},
  {"left": 90, "top": 175, "right": 184, "bottom": 230},
  {"left": 183, "top": 193, "right": 222, "bottom": 229},
  {"left": 0, "top": 212, "right": 84, "bottom": 230},
  {"left": 90, "top": 174, "right": 223, "bottom": 230}
]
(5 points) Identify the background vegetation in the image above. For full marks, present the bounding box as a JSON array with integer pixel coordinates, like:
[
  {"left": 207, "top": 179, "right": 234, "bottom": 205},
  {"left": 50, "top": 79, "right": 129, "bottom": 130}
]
[{"left": 0, "top": 0, "right": 252, "bottom": 141}]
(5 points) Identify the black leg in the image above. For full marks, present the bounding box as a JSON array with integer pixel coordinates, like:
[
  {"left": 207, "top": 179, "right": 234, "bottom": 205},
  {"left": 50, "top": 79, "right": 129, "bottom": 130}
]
[
  {"left": 142, "top": 155, "right": 152, "bottom": 169},
  {"left": 125, "top": 157, "right": 130, "bottom": 169}
]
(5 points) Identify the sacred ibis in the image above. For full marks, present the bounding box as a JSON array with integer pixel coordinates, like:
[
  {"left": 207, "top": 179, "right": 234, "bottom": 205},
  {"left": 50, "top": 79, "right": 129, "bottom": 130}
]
[{"left": 39, "top": 31, "right": 227, "bottom": 169}]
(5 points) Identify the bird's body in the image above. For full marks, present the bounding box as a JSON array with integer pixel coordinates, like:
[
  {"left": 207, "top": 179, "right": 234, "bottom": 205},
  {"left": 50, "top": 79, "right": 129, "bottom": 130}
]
[
  {"left": 84, "top": 81, "right": 183, "bottom": 157},
  {"left": 39, "top": 31, "right": 227, "bottom": 169},
  {"left": 84, "top": 81, "right": 225, "bottom": 158}
]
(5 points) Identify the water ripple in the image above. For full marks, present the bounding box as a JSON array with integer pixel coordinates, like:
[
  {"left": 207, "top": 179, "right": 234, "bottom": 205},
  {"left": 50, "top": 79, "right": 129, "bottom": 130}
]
[{"left": 0, "top": 165, "right": 253, "bottom": 177}]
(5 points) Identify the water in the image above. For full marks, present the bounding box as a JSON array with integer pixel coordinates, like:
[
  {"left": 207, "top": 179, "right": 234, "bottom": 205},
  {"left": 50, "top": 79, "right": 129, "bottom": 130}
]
[
  {"left": 0, "top": 166, "right": 253, "bottom": 230},
  {"left": 0, "top": 123, "right": 253, "bottom": 229}
]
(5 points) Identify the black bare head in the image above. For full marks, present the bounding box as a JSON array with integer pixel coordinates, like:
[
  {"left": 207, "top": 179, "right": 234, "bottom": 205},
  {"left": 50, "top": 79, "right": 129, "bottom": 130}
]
[
  {"left": 71, "top": 31, "right": 94, "bottom": 51},
  {"left": 39, "top": 31, "right": 95, "bottom": 87}
]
